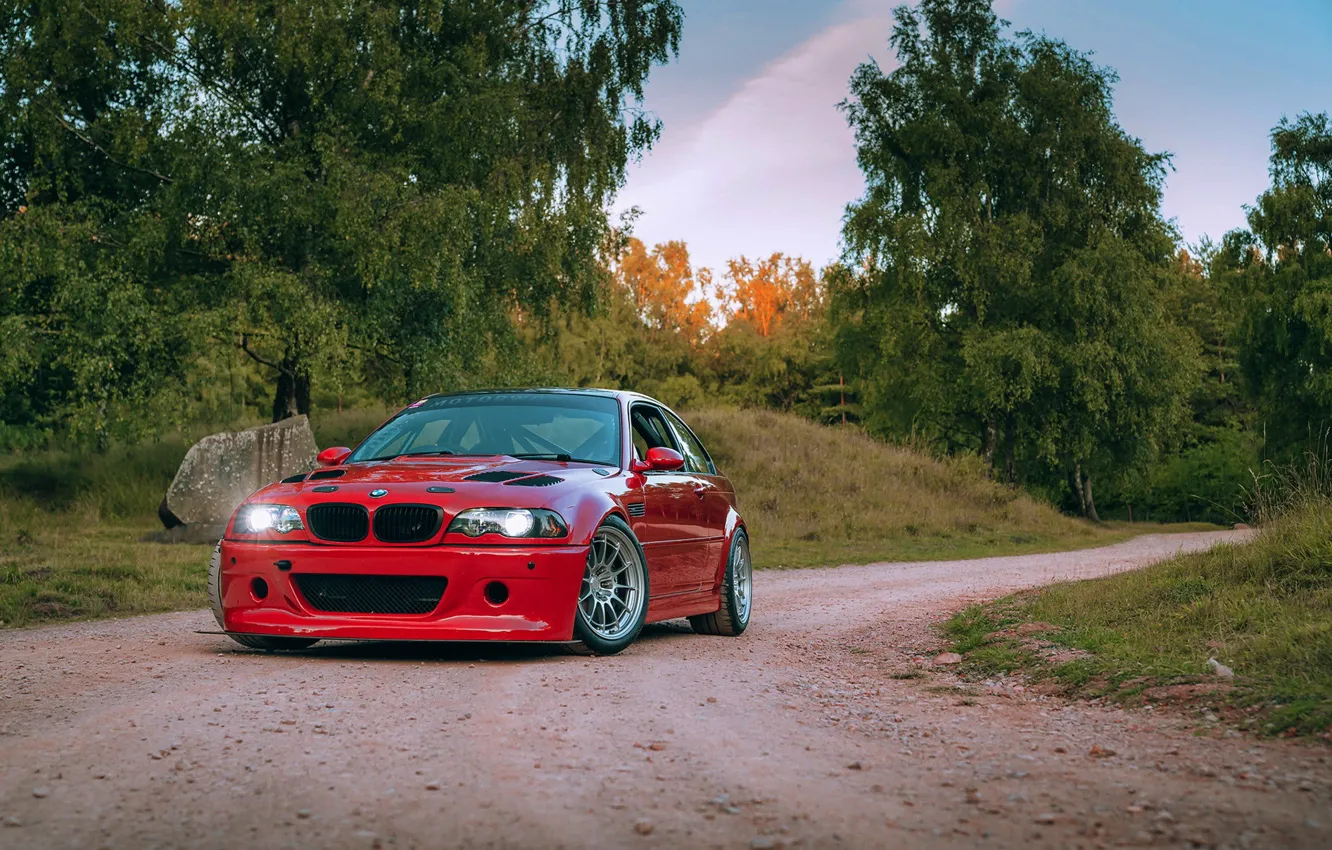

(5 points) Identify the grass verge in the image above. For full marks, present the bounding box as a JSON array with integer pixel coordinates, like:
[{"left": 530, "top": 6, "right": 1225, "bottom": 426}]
[{"left": 942, "top": 505, "right": 1332, "bottom": 738}]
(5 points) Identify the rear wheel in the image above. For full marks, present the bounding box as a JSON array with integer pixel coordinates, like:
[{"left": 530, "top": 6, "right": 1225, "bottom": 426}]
[
  {"left": 208, "top": 542, "right": 318, "bottom": 651},
  {"left": 690, "top": 528, "right": 752, "bottom": 636},
  {"left": 569, "top": 517, "right": 649, "bottom": 655}
]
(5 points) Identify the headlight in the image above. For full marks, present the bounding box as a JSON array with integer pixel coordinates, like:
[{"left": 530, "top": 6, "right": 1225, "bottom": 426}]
[
  {"left": 446, "top": 508, "right": 568, "bottom": 538},
  {"left": 238, "top": 504, "right": 304, "bottom": 534}
]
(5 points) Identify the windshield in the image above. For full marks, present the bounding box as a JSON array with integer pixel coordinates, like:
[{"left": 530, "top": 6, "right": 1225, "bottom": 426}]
[{"left": 348, "top": 393, "right": 622, "bottom": 465}]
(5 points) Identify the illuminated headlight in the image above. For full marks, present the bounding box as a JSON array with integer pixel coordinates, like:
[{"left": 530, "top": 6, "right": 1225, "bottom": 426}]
[
  {"left": 447, "top": 508, "right": 568, "bottom": 539},
  {"left": 238, "top": 504, "right": 304, "bottom": 534}
]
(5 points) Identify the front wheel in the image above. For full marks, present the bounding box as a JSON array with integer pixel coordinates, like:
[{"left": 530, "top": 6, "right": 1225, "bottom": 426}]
[
  {"left": 569, "top": 517, "right": 650, "bottom": 655},
  {"left": 689, "top": 528, "right": 752, "bottom": 636}
]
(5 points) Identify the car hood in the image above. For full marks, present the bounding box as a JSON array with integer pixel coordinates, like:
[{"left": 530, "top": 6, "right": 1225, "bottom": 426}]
[{"left": 246, "top": 455, "right": 616, "bottom": 510}]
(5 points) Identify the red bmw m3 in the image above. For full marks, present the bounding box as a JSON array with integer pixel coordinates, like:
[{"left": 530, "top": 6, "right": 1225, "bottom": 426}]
[{"left": 208, "top": 389, "right": 752, "bottom": 655}]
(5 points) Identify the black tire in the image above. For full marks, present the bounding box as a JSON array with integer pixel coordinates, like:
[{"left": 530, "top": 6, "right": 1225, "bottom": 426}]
[
  {"left": 208, "top": 541, "right": 225, "bottom": 629},
  {"left": 229, "top": 634, "right": 319, "bottom": 651},
  {"left": 690, "top": 527, "right": 752, "bottom": 637},
  {"left": 208, "top": 542, "right": 318, "bottom": 651},
  {"left": 569, "top": 516, "right": 650, "bottom": 655}
]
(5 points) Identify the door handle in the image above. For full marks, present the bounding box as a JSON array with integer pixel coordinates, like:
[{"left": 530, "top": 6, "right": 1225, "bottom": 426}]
[{"left": 693, "top": 485, "right": 707, "bottom": 498}]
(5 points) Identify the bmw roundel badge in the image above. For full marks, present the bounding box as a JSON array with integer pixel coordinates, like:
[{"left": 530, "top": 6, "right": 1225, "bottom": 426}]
[{"left": 369, "top": 488, "right": 388, "bottom": 498}]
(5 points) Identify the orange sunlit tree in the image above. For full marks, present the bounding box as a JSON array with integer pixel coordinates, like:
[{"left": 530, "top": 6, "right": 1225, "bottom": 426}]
[
  {"left": 718, "top": 253, "right": 823, "bottom": 336},
  {"left": 613, "top": 237, "right": 713, "bottom": 344}
]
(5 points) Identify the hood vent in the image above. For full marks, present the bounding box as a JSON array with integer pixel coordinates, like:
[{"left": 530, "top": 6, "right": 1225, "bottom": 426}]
[
  {"left": 280, "top": 473, "right": 307, "bottom": 484},
  {"left": 463, "top": 470, "right": 529, "bottom": 483},
  {"left": 308, "top": 468, "right": 346, "bottom": 481},
  {"left": 505, "top": 474, "right": 563, "bottom": 487}
]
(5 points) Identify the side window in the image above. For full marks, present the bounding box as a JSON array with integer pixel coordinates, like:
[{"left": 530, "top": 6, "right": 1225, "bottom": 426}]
[
  {"left": 663, "top": 410, "right": 714, "bottom": 474},
  {"left": 630, "top": 405, "right": 678, "bottom": 461}
]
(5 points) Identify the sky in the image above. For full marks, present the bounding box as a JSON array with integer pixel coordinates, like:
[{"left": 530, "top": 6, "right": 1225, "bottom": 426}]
[{"left": 615, "top": 0, "right": 1332, "bottom": 276}]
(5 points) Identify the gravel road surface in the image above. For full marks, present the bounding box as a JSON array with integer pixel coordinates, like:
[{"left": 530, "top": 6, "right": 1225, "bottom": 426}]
[{"left": 2, "top": 530, "right": 1328, "bottom": 849}]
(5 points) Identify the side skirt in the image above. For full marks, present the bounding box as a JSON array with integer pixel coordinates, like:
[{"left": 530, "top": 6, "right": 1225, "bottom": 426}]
[{"left": 645, "top": 589, "right": 719, "bottom": 624}]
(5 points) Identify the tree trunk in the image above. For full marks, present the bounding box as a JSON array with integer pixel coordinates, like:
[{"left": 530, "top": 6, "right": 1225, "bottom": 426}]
[
  {"left": 295, "top": 374, "right": 311, "bottom": 416},
  {"left": 1068, "top": 464, "right": 1086, "bottom": 516},
  {"left": 272, "top": 371, "right": 297, "bottom": 422},
  {"left": 1083, "top": 470, "right": 1100, "bottom": 522},
  {"left": 271, "top": 362, "right": 311, "bottom": 422},
  {"left": 1002, "top": 413, "right": 1017, "bottom": 484},
  {"left": 981, "top": 419, "right": 998, "bottom": 470}
]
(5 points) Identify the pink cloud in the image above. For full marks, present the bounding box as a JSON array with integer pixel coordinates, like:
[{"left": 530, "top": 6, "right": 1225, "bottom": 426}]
[
  {"left": 617, "top": 0, "right": 1022, "bottom": 275},
  {"left": 617, "top": 4, "right": 899, "bottom": 275}
]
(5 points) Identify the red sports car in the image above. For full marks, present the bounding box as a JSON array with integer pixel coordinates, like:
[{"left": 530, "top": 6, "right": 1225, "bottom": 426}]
[{"left": 208, "top": 389, "right": 752, "bottom": 655}]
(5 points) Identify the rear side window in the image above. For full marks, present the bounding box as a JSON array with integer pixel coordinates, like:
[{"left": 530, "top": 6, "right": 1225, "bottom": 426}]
[
  {"left": 630, "top": 405, "right": 678, "bottom": 461},
  {"left": 662, "top": 410, "right": 714, "bottom": 474}
]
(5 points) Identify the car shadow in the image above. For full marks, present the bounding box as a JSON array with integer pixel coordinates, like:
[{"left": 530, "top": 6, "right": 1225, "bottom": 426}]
[{"left": 204, "top": 620, "right": 698, "bottom": 664}]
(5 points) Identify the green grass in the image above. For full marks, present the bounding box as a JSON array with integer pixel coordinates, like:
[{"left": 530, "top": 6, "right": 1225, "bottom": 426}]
[
  {"left": 0, "top": 409, "right": 392, "bottom": 629},
  {"left": 942, "top": 504, "right": 1332, "bottom": 737},
  {"left": 0, "top": 506, "right": 211, "bottom": 627},
  {"left": 0, "top": 405, "right": 1216, "bottom": 629}
]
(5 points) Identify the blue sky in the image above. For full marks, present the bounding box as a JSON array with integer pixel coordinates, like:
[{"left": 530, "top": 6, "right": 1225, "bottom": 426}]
[{"left": 617, "top": 0, "right": 1332, "bottom": 275}]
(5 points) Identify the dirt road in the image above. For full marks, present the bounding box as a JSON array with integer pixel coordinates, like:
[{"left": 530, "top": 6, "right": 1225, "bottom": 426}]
[{"left": 2, "top": 530, "right": 1328, "bottom": 849}]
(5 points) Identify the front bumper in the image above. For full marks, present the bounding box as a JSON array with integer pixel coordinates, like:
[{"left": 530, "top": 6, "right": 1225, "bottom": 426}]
[{"left": 218, "top": 541, "right": 587, "bottom": 641}]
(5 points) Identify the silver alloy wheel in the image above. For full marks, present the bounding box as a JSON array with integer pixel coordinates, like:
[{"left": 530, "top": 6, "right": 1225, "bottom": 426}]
[
  {"left": 733, "top": 532, "right": 753, "bottom": 624},
  {"left": 578, "top": 525, "right": 647, "bottom": 642}
]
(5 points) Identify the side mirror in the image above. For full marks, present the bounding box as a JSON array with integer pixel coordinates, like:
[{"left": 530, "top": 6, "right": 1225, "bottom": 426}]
[
  {"left": 631, "top": 446, "right": 685, "bottom": 473},
  {"left": 317, "top": 446, "right": 352, "bottom": 467}
]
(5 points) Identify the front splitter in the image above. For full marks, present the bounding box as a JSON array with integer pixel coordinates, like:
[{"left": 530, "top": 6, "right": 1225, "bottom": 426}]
[{"left": 195, "top": 629, "right": 583, "bottom": 647}]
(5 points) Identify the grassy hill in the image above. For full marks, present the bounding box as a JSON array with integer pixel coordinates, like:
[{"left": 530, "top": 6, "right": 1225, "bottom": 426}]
[
  {"left": 0, "top": 406, "right": 1201, "bottom": 627},
  {"left": 688, "top": 408, "right": 1175, "bottom": 568}
]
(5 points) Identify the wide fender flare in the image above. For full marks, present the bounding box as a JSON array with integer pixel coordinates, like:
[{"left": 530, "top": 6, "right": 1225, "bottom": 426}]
[
  {"left": 709, "top": 508, "right": 747, "bottom": 590},
  {"left": 555, "top": 490, "right": 632, "bottom": 547}
]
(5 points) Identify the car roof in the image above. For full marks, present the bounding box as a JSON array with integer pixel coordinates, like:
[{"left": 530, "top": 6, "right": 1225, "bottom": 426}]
[{"left": 419, "top": 387, "right": 653, "bottom": 403}]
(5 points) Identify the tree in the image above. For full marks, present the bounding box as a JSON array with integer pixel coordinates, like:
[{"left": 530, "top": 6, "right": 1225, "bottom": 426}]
[
  {"left": 1235, "top": 112, "right": 1332, "bottom": 454},
  {"left": 1091, "top": 243, "right": 1258, "bottom": 524},
  {"left": 614, "top": 237, "right": 713, "bottom": 343},
  {"left": 542, "top": 230, "right": 709, "bottom": 407},
  {"left": 708, "top": 254, "right": 832, "bottom": 414},
  {"left": 0, "top": 0, "right": 193, "bottom": 445},
  {"left": 836, "top": 0, "right": 1199, "bottom": 517},
  {"left": 0, "top": 0, "right": 683, "bottom": 430},
  {"left": 718, "top": 253, "right": 822, "bottom": 337}
]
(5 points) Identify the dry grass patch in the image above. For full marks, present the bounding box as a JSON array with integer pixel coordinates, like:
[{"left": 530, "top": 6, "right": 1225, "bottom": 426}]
[{"left": 688, "top": 408, "right": 1190, "bottom": 568}]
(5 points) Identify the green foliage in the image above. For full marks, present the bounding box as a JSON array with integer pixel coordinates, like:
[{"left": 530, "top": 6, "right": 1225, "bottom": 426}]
[
  {"left": 0, "top": 0, "right": 683, "bottom": 441},
  {"left": 0, "top": 436, "right": 186, "bottom": 518},
  {"left": 836, "top": 0, "right": 1201, "bottom": 517},
  {"left": 1234, "top": 113, "right": 1332, "bottom": 455}
]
